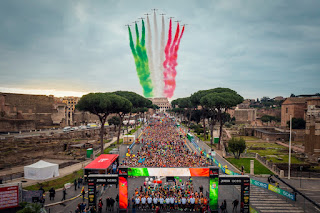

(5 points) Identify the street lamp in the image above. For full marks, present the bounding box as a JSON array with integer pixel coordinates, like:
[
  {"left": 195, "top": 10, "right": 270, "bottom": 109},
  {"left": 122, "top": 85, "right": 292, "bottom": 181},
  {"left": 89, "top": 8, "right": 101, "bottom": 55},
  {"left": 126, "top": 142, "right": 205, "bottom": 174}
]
[{"left": 288, "top": 115, "right": 292, "bottom": 179}]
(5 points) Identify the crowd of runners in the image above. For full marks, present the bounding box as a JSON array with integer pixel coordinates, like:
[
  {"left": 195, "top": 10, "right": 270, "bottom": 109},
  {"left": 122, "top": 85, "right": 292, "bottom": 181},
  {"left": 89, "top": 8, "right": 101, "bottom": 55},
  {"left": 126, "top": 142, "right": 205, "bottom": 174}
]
[
  {"left": 120, "top": 117, "right": 211, "bottom": 168},
  {"left": 131, "top": 177, "right": 208, "bottom": 212}
]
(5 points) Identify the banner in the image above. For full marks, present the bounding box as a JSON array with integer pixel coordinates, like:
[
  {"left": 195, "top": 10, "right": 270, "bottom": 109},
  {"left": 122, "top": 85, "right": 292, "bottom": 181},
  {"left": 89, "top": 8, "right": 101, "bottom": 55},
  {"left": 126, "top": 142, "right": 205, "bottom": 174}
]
[
  {"left": 128, "top": 168, "right": 209, "bottom": 177},
  {"left": 250, "top": 179, "right": 295, "bottom": 201}
]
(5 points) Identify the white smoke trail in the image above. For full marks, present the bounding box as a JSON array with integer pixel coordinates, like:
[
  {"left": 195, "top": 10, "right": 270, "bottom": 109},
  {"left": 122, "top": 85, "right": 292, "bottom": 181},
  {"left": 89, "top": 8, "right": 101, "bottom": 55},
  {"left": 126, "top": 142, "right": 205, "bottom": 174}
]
[
  {"left": 146, "top": 15, "right": 155, "bottom": 96},
  {"left": 153, "top": 11, "right": 160, "bottom": 97},
  {"left": 159, "top": 15, "right": 166, "bottom": 97}
]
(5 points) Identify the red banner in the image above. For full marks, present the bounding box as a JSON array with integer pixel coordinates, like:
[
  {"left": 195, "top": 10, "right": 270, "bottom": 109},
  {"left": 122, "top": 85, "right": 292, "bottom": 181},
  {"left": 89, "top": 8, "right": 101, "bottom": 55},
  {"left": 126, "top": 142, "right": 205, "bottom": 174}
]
[{"left": 0, "top": 186, "right": 19, "bottom": 209}]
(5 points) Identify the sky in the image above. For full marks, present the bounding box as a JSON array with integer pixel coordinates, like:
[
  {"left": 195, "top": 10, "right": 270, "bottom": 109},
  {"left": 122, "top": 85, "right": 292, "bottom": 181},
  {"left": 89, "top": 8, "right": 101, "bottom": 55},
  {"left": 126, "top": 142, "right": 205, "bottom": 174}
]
[{"left": 0, "top": 0, "right": 319, "bottom": 100}]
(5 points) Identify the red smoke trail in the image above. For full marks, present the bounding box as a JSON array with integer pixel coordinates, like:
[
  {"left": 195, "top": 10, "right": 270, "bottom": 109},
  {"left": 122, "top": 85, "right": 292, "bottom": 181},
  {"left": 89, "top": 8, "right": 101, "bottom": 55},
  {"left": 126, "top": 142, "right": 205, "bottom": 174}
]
[
  {"left": 163, "top": 19, "right": 172, "bottom": 70},
  {"left": 163, "top": 23, "right": 184, "bottom": 98}
]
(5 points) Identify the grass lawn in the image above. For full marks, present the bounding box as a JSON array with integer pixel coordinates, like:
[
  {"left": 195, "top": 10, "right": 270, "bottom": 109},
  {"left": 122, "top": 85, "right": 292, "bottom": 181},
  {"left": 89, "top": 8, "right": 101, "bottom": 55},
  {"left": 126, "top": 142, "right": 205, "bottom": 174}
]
[
  {"left": 24, "top": 170, "right": 84, "bottom": 191},
  {"left": 227, "top": 158, "right": 273, "bottom": 175},
  {"left": 233, "top": 136, "right": 260, "bottom": 141},
  {"left": 246, "top": 142, "right": 305, "bottom": 164}
]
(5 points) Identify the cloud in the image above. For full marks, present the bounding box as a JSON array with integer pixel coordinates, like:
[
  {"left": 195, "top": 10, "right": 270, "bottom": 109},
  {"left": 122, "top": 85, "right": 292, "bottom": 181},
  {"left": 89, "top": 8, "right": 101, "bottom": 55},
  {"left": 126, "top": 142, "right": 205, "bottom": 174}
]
[{"left": 0, "top": 0, "right": 319, "bottom": 99}]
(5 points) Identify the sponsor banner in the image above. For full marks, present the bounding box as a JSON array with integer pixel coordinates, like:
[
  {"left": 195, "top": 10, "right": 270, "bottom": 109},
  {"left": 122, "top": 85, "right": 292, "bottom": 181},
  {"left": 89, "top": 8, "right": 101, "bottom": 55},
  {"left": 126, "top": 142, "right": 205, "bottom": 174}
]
[
  {"left": 250, "top": 179, "right": 268, "bottom": 189},
  {"left": 209, "top": 177, "right": 219, "bottom": 211},
  {"left": 128, "top": 168, "right": 209, "bottom": 177},
  {"left": 0, "top": 185, "right": 19, "bottom": 210},
  {"left": 268, "top": 184, "right": 295, "bottom": 201},
  {"left": 119, "top": 177, "right": 128, "bottom": 209},
  {"left": 250, "top": 179, "right": 295, "bottom": 201}
]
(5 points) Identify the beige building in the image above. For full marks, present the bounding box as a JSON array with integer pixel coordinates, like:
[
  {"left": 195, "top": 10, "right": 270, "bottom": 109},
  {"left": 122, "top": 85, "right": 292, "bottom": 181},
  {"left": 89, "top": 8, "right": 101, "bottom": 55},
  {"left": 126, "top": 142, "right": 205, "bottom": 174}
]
[
  {"left": 62, "top": 97, "right": 80, "bottom": 126},
  {"left": 305, "top": 98, "right": 320, "bottom": 157},
  {"left": 148, "top": 97, "right": 171, "bottom": 112}
]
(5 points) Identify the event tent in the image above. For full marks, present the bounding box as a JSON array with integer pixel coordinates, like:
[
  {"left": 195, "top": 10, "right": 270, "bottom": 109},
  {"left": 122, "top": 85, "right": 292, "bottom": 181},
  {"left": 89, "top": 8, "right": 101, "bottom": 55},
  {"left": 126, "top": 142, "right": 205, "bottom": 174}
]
[
  {"left": 24, "top": 160, "right": 59, "bottom": 180},
  {"left": 84, "top": 154, "right": 119, "bottom": 178}
]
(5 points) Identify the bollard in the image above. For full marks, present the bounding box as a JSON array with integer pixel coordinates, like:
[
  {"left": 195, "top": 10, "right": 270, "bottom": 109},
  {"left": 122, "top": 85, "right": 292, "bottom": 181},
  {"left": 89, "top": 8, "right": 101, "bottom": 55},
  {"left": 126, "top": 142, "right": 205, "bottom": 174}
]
[
  {"left": 280, "top": 170, "right": 284, "bottom": 178},
  {"left": 272, "top": 165, "right": 277, "bottom": 173},
  {"left": 250, "top": 160, "right": 254, "bottom": 175}
]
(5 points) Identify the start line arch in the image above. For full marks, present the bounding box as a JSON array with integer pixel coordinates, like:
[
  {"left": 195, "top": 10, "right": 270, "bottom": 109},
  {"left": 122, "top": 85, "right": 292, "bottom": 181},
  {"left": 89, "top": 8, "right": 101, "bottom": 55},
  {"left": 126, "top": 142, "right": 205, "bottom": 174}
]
[{"left": 117, "top": 166, "right": 250, "bottom": 213}]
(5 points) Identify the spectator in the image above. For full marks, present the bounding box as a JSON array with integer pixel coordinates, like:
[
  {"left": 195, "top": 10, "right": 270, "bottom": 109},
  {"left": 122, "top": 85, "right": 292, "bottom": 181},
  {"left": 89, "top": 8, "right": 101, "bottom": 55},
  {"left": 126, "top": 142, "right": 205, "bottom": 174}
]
[
  {"left": 98, "top": 198, "right": 103, "bottom": 213},
  {"left": 232, "top": 199, "right": 239, "bottom": 212},
  {"left": 39, "top": 186, "right": 45, "bottom": 195},
  {"left": 49, "top": 187, "right": 55, "bottom": 201},
  {"left": 61, "top": 187, "right": 67, "bottom": 201},
  {"left": 74, "top": 179, "right": 78, "bottom": 190}
]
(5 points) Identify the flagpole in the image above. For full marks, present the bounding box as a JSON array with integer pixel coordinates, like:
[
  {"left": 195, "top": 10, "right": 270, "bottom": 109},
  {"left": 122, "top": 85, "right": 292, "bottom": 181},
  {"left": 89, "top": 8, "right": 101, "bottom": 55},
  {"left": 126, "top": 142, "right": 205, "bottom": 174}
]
[{"left": 288, "top": 115, "right": 292, "bottom": 179}]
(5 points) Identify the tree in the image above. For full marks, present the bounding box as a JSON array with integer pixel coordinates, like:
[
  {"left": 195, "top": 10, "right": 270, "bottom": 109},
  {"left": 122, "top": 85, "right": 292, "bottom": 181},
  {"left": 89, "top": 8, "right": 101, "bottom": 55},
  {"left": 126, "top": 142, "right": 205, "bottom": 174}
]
[
  {"left": 190, "top": 90, "right": 212, "bottom": 140},
  {"left": 261, "top": 115, "right": 280, "bottom": 123},
  {"left": 290, "top": 93, "right": 296, "bottom": 97},
  {"left": 200, "top": 88, "right": 243, "bottom": 150},
  {"left": 287, "top": 118, "right": 306, "bottom": 129},
  {"left": 108, "top": 116, "right": 120, "bottom": 131},
  {"left": 17, "top": 203, "right": 42, "bottom": 213},
  {"left": 112, "top": 91, "right": 151, "bottom": 140},
  {"left": 228, "top": 137, "right": 246, "bottom": 159},
  {"left": 76, "top": 93, "right": 131, "bottom": 154}
]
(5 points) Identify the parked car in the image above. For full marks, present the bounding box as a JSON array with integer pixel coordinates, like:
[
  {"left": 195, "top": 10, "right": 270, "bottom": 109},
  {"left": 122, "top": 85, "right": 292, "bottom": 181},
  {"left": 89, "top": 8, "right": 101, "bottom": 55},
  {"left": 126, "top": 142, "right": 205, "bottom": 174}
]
[
  {"left": 87, "top": 123, "right": 98, "bottom": 129},
  {"left": 63, "top": 126, "right": 71, "bottom": 132},
  {"left": 79, "top": 125, "right": 87, "bottom": 130},
  {"left": 70, "top": 127, "right": 79, "bottom": 131}
]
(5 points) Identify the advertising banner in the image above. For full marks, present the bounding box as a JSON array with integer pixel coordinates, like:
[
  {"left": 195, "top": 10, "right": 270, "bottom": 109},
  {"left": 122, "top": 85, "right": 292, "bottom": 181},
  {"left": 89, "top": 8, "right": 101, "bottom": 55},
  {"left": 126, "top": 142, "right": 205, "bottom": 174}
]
[
  {"left": 119, "top": 177, "right": 128, "bottom": 209},
  {"left": 209, "top": 177, "right": 219, "bottom": 212},
  {"left": 128, "top": 168, "right": 209, "bottom": 177},
  {"left": 250, "top": 179, "right": 295, "bottom": 201},
  {"left": 0, "top": 185, "right": 19, "bottom": 210}
]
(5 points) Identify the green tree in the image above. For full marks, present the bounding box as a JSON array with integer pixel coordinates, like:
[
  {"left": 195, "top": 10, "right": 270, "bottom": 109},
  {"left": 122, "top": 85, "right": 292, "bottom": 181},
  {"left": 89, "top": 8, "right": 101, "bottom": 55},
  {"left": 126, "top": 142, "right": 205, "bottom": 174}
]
[
  {"left": 76, "top": 93, "right": 131, "bottom": 154},
  {"left": 287, "top": 118, "right": 306, "bottom": 129},
  {"left": 112, "top": 91, "right": 151, "bottom": 137},
  {"left": 17, "top": 203, "right": 42, "bottom": 213},
  {"left": 200, "top": 88, "right": 243, "bottom": 150},
  {"left": 190, "top": 90, "right": 212, "bottom": 140},
  {"left": 108, "top": 116, "right": 121, "bottom": 131},
  {"left": 228, "top": 137, "right": 246, "bottom": 159},
  {"left": 172, "top": 97, "right": 193, "bottom": 126}
]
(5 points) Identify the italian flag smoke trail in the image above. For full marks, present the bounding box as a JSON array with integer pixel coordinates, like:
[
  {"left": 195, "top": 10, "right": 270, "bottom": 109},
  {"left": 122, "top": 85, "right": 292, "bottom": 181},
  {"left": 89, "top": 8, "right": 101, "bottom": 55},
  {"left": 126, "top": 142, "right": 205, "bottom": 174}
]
[
  {"left": 159, "top": 14, "right": 166, "bottom": 97},
  {"left": 146, "top": 15, "right": 156, "bottom": 97},
  {"left": 128, "top": 22, "right": 153, "bottom": 97},
  {"left": 153, "top": 11, "right": 160, "bottom": 97},
  {"left": 163, "top": 22, "right": 184, "bottom": 98},
  {"left": 165, "top": 25, "right": 185, "bottom": 98}
]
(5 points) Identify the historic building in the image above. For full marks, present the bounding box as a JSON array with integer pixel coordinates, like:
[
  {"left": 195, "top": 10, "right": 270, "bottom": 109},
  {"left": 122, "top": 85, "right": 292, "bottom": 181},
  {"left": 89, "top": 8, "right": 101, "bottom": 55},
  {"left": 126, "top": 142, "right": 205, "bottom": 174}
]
[
  {"left": 148, "top": 97, "right": 171, "bottom": 112},
  {"left": 0, "top": 93, "right": 67, "bottom": 132},
  {"left": 305, "top": 98, "right": 320, "bottom": 157},
  {"left": 61, "top": 96, "right": 80, "bottom": 126},
  {"left": 281, "top": 97, "right": 308, "bottom": 127}
]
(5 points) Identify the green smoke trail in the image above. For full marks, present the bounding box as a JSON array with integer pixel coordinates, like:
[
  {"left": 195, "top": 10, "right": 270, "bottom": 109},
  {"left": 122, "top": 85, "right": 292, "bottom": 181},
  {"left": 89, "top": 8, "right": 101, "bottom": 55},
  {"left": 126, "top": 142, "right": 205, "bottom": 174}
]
[{"left": 128, "top": 23, "right": 153, "bottom": 97}]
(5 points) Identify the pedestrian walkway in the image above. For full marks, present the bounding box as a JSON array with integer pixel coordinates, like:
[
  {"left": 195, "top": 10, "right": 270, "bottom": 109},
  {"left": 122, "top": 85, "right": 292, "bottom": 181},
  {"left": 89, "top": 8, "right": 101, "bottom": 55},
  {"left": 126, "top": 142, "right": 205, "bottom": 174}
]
[
  {"left": 235, "top": 185, "right": 304, "bottom": 213},
  {"left": 275, "top": 141, "right": 305, "bottom": 153}
]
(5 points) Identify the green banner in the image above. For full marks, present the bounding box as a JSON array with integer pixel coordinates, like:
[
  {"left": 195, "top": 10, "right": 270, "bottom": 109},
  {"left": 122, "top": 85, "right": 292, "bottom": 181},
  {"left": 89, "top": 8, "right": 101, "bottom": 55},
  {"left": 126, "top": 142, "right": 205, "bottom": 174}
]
[
  {"left": 209, "top": 177, "right": 219, "bottom": 211},
  {"left": 128, "top": 168, "right": 149, "bottom": 176}
]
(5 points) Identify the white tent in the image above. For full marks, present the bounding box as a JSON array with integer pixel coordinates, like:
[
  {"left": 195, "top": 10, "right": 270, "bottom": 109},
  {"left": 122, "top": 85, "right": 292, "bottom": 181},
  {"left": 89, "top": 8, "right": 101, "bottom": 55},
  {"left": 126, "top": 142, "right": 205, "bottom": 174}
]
[{"left": 24, "top": 160, "right": 59, "bottom": 180}]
